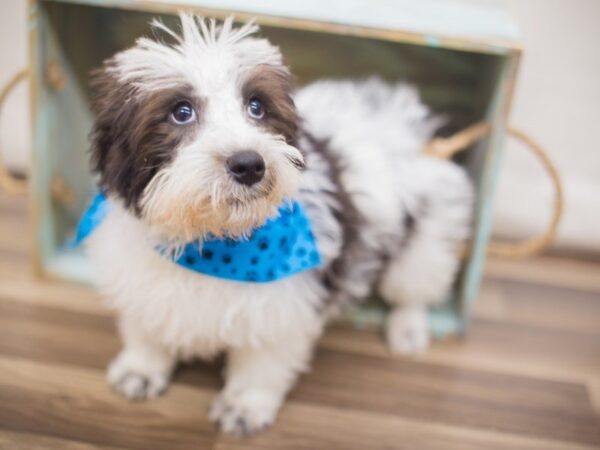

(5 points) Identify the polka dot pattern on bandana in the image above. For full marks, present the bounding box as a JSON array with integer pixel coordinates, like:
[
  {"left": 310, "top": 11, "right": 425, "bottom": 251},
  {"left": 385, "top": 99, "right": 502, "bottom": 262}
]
[
  {"left": 72, "top": 193, "right": 322, "bottom": 283},
  {"left": 173, "top": 202, "right": 321, "bottom": 282}
]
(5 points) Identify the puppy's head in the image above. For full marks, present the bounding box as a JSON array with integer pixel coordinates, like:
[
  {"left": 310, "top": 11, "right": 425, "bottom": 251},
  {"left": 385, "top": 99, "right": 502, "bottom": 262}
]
[{"left": 90, "top": 14, "right": 304, "bottom": 243}]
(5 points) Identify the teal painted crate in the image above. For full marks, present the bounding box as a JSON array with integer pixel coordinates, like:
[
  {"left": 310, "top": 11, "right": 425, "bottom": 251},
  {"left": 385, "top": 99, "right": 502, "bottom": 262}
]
[{"left": 27, "top": 0, "right": 520, "bottom": 337}]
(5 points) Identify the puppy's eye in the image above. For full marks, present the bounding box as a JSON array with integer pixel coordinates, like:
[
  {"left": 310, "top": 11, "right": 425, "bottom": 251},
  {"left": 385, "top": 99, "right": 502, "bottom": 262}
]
[
  {"left": 170, "top": 101, "right": 196, "bottom": 125},
  {"left": 247, "top": 97, "right": 265, "bottom": 120}
]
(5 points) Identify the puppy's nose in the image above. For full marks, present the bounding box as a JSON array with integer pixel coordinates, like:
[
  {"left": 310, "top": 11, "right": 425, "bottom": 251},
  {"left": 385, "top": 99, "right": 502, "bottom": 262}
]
[{"left": 226, "top": 150, "right": 266, "bottom": 186}]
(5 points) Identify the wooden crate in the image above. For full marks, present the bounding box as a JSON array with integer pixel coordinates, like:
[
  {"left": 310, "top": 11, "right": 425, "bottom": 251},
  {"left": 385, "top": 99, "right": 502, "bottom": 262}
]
[{"left": 27, "top": 0, "right": 520, "bottom": 337}]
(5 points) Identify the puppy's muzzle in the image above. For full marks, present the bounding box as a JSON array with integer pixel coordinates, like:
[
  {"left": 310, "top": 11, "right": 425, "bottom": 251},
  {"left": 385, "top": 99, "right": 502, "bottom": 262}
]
[{"left": 226, "top": 150, "right": 266, "bottom": 186}]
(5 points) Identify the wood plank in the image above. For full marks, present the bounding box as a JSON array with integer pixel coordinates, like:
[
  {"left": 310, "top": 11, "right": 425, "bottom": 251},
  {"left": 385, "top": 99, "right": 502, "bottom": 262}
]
[
  {"left": 320, "top": 320, "right": 600, "bottom": 420},
  {"left": 0, "top": 294, "right": 112, "bottom": 330},
  {"left": 0, "top": 211, "right": 31, "bottom": 256},
  {"left": 0, "top": 297, "right": 221, "bottom": 387},
  {"left": 0, "top": 299, "right": 117, "bottom": 371},
  {"left": 216, "top": 403, "right": 600, "bottom": 450},
  {"left": 484, "top": 255, "right": 600, "bottom": 293},
  {"left": 0, "top": 430, "right": 128, "bottom": 450},
  {"left": 430, "top": 320, "right": 600, "bottom": 387},
  {"left": 475, "top": 277, "right": 600, "bottom": 335},
  {"left": 290, "top": 348, "right": 600, "bottom": 446},
  {"left": 322, "top": 321, "right": 600, "bottom": 415},
  {"left": 0, "top": 192, "right": 27, "bottom": 217},
  {"left": 323, "top": 323, "right": 600, "bottom": 379},
  {"left": 0, "top": 357, "right": 217, "bottom": 450},
  {"left": 0, "top": 261, "right": 105, "bottom": 315}
]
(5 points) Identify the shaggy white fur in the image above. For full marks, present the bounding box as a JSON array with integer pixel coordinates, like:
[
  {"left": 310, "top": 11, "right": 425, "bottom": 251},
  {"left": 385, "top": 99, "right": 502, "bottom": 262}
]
[{"left": 86, "top": 14, "right": 473, "bottom": 436}]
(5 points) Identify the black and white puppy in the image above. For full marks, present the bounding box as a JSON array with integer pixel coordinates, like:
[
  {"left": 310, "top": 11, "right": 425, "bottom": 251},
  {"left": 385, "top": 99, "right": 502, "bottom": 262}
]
[{"left": 86, "top": 14, "right": 472, "bottom": 435}]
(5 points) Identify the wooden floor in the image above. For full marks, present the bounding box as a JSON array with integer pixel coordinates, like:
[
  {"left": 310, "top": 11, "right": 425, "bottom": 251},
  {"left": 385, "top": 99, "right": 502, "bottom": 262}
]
[{"left": 0, "top": 191, "right": 599, "bottom": 450}]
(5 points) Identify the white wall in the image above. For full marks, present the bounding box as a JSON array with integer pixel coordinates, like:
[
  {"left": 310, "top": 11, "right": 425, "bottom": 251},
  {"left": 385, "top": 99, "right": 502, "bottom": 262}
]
[
  {"left": 0, "top": 0, "right": 598, "bottom": 252},
  {"left": 493, "top": 0, "right": 600, "bottom": 252},
  {"left": 0, "top": 0, "right": 29, "bottom": 172}
]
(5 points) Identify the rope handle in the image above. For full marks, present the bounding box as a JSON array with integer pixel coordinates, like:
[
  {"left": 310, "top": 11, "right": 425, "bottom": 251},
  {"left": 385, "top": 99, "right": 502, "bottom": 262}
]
[
  {"left": 0, "top": 69, "right": 29, "bottom": 195},
  {"left": 0, "top": 67, "right": 74, "bottom": 205},
  {"left": 423, "top": 122, "right": 563, "bottom": 258}
]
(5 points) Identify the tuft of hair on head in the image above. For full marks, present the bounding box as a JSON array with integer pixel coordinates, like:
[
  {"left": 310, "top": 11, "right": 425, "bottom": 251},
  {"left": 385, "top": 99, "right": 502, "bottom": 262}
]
[
  {"left": 149, "top": 14, "right": 260, "bottom": 50},
  {"left": 105, "top": 13, "right": 283, "bottom": 92}
]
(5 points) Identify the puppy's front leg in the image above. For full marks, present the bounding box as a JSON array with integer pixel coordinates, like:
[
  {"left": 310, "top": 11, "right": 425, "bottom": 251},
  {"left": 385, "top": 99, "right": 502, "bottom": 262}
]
[
  {"left": 107, "top": 316, "right": 176, "bottom": 401},
  {"left": 210, "top": 336, "right": 314, "bottom": 436}
]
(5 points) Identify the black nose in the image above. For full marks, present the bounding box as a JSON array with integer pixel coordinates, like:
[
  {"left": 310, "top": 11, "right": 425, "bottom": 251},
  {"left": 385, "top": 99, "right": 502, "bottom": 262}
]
[{"left": 226, "top": 150, "right": 266, "bottom": 186}]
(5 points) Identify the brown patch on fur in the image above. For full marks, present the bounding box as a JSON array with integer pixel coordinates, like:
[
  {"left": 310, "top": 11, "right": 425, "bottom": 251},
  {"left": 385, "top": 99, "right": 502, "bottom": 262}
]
[
  {"left": 302, "top": 132, "right": 364, "bottom": 295},
  {"left": 241, "top": 64, "right": 298, "bottom": 145},
  {"left": 89, "top": 62, "right": 202, "bottom": 212}
]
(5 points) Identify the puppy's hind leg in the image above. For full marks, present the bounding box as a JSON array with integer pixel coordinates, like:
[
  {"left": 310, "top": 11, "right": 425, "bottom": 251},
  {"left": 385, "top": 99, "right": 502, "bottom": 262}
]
[
  {"left": 107, "top": 315, "right": 176, "bottom": 400},
  {"left": 379, "top": 158, "right": 473, "bottom": 354}
]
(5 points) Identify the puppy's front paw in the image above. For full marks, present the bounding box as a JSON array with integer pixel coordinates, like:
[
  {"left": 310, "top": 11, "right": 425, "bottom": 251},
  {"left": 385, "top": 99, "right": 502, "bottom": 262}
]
[
  {"left": 386, "top": 305, "right": 430, "bottom": 354},
  {"left": 209, "top": 389, "right": 280, "bottom": 436},
  {"left": 107, "top": 352, "right": 170, "bottom": 401}
]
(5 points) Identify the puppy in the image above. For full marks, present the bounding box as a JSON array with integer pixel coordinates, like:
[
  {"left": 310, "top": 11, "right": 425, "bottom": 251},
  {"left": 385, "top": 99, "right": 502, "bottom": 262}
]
[{"left": 84, "top": 14, "right": 472, "bottom": 435}]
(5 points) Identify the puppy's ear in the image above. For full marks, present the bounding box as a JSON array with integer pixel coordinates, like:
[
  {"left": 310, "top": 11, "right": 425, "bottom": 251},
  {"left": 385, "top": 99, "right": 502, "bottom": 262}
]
[
  {"left": 89, "top": 60, "right": 199, "bottom": 212},
  {"left": 88, "top": 61, "right": 140, "bottom": 207}
]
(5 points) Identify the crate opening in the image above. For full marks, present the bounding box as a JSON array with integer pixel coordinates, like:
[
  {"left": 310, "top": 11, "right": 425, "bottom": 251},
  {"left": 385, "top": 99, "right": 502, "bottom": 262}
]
[{"left": 35, "top": 1, "right": 511, "bottom": 335}]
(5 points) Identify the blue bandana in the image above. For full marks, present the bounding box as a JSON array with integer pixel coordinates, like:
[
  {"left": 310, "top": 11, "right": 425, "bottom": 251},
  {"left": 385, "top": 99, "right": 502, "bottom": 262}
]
[{"left": 72, "top": 193, "right": 321, "bottom": 283}]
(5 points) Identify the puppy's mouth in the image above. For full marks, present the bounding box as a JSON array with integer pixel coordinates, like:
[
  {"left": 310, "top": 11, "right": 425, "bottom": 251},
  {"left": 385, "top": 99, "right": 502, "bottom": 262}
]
[{"left": 226, "top": 177, "right": 275, "bottom": 204}]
